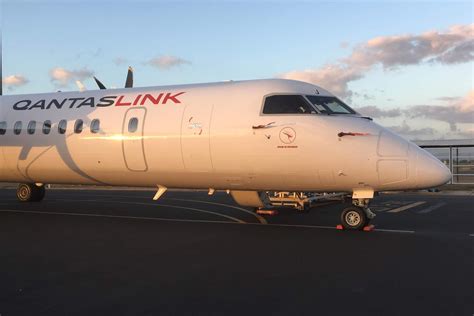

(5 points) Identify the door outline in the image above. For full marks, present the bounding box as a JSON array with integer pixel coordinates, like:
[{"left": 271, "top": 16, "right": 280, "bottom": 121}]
[
  {"left": 180, "top": 104, "right": 214, "bottom": 172},
  {"left": 122, "top": 107, "right": 148, "bottom": 172}
]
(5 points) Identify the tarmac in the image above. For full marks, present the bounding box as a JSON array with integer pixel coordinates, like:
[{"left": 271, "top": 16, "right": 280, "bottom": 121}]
[{"left": 0, "top": 188, "right": 473, "bottom": 315}]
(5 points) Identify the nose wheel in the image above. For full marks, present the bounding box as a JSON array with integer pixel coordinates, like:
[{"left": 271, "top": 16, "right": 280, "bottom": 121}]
[
  {"left": 340, "top": 206, "right": 369, "bottom": 230},
  {"left": 16, "top": 183, "right": 46, "bottom": 202},
  {"left": 340, "top": 197, "right": 376, "bottom": 230}
]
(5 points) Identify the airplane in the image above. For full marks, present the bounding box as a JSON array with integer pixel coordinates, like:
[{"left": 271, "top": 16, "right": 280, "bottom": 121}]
[{"left": 0, "top": 66, "right": 452, "bottom": 230}]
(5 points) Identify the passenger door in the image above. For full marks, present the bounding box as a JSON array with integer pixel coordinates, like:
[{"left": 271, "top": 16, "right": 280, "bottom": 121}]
[{"left": 122, "top": 108, "right": 148, "bottom": 172}]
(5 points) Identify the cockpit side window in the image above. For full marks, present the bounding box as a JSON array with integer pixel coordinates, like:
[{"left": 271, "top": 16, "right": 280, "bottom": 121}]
[
  {"left": 305, "top": 95, "right": 356, "bottom": 114},
  {"left": 263, "top": 95, "right": 316, "bottom": 114}
]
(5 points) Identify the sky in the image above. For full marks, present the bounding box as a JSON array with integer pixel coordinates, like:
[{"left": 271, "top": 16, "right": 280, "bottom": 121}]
[{"left": 1, "top": 0, "right": 473, "bottom": 140}]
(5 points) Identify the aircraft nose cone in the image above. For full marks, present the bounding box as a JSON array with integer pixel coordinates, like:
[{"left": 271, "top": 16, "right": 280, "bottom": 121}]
[{"left": 416, "top": 148, "right": 451, "bottom": 189}]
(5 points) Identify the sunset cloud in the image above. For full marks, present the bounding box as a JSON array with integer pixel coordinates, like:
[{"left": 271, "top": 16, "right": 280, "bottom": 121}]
[
  {"left": 280, "top": 24, "right": 474, "bottom": 98},
  {"left": 2, "top": 75, "right": 29, "bottom": 90},
  {"left": 356, "top": 89, "right": 474, "bottom": 136},
  {"left": 454, "top": 89, "right": 474, "bottom": 113},
  {"left": 281, "top": 65, "right": 364, "bottom": 99},
  {"left": 49, "top": 67, "right": 94, "bottom": 87},
  {"left": 407, "top": 90, "right": 474, "bottom": 131}
]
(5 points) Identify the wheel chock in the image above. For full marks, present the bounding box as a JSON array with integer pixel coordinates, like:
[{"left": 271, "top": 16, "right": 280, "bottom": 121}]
[
  {"left": 335, "top": 224, "right": 375, "bottom": 231},
  {"left": 363, "top": 224, "right": 375, "bottom": 232},
  {"left": 256, "top": 209, "right": 279, "bottom": 216}
]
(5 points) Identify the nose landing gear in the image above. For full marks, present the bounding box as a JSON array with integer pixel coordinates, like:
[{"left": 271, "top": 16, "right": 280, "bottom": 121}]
[
  {"left": 340, "top": 198, "right": 376, "bottom": 230},
  {"left": 16, "top": 183, "right": 46, "bottom": 202}
]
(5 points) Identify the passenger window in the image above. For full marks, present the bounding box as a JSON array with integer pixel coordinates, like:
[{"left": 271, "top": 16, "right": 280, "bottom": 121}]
[
  {"left": 27, "top": 121, "right": 36, "bottom": 135},
  {"left": 128, "top": 117, "right": 138, "bottom": 133},
  {"left": 263, "top": 95, "right": 315, "bottom": 114},
  {"left": 14, "top": 121, "right": 22, "bottom": 135},
  {"left": 0, "top": 121, "right": 6, "bottom": 135},
  {"left": 43, "top": 120, "right": 52, "bottom": 135},
  {"left": 58, "top": 120, "right": 67, "bottom": 134},
  {"left": 90, "top": 119, "right": 100, "bottom": 134},
  {"left": 74, "top": 119, "right": 83, "bottom": 134}
]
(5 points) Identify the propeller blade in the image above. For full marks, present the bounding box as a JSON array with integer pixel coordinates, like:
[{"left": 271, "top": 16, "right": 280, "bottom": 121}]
[
  {"left": 125, "top": 66, "right": 133, "bottom": 88},
  {"left": 93, "top": 76, "right": 107, "bottom": 90}
]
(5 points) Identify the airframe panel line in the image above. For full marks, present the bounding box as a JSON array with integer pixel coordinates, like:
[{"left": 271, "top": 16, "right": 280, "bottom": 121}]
[
  {"left": 0, "top": 209, "right": 416, "bottom": 234},
  {"left": 121, "top": 107, "right": 149, "bottom": 172},
  {"left": 50, "top": 198, "right": 245, "bottom": 223},
  {"left": 387, "top": 201, "right": 426, "bottom": 213},
  {"left": 417, "top": 202, "right": 446, "bottom": 214}
]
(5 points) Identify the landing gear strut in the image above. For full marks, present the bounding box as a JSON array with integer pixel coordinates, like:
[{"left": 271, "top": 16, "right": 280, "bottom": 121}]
[
  {"left": 340, "top": 198, "right": 376, "bottom": 230},
  {"left": 16, "top": 183, "right": 45, "bottom": 202}
]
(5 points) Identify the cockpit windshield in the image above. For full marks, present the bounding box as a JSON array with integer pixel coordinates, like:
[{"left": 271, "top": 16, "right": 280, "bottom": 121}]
[{"left": 305, "top": 95, "right": 356, "bottom": 115}]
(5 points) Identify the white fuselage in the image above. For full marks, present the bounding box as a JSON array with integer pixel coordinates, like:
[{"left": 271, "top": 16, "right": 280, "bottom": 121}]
[{"left": 0, "top": 79, "right": 450, "bottom": 192}]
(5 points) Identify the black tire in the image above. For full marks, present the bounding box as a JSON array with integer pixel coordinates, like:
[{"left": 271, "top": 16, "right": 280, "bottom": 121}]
[
  {"left": 35, "top": 186, "right": 46, "bottom": 201},
  {"left": 340, "top": 207, "right": 368, "bottom": 230},
  {"left": 16, "top": 183, "right": 45, "bottom": 202}
]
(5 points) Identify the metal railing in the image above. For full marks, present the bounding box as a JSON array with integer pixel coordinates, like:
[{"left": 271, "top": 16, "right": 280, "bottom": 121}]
[{"left": 419, "top": 144, "right": 474, "bottom": 185}]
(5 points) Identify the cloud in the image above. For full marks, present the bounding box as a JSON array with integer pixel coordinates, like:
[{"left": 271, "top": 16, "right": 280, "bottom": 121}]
[
  {"left": 355, "top": 90, "right": 473, "bottom": 135},
  {"left": 431, "top": 39, "right": 474, "bottom": 64},
  {"left": 456, "top": 131, "right": 474, "bottom": 139},
  {"left": 454, "top": 89, "right": 474, "bottom": 112},
  {"left": 351, "top": 24, "right": 474, "bottom": 69},
  {"left": 113, "top": 57, "right": 129, "bottom": 66},
  {"left": 49, "top": 67, "right": 94, "bottom": 87},
  {"left": 279, "top": 24, "right": 474, "bottom": 98},
  {"left": 387, "top": 121, "right": 437, "bottom": 139},
  {"left": 434, "top": 91, "right": 473, "bottom": 112},
  {"left": 2, "top": 75, "right": 29, "bottom": 90},
  {"left": 353, "top": 92, "right": 375, "bottom": 101},
  {"left": 435, "top": 96, "right": 460, "bottom": 102},
  {"left": 406, "top": 90, "right": 474, "bottom": 131},
  {"left": 355, "top": 105, "right": 401, "bottom": 118},
  {"left": 145, "top": 55, "right": 191, "bottom": 70},
  {"left": 280, "top": 65, "right": 364, "bottom": 98},
  {"left": 407, "top": 105, "right": 467, "bottom": 131}
]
